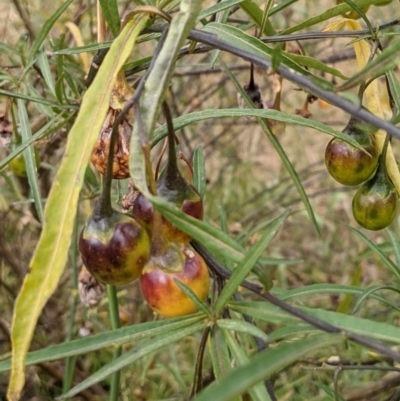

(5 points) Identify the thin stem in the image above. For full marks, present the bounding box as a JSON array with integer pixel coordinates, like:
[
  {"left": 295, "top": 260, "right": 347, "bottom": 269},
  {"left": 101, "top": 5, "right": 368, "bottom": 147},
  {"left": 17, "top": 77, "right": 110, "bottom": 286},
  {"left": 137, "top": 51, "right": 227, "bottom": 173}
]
[
  {"left": 248, "top": 63, "right": 255, "bottom": 90},
  {"left": 190, "top": 326, "right": 211, "bottom": 397},
  {"left": 155, "top": 138, "right": 168, "bottom": 181},
  {"left": 107, "top": 285, "right": 121, "bottom": 401},
  {"left": 381, "top": 133, "right": 391, "bottom": 164},
  {"left": 333, "top": 366, "right": 342, "bottom": 401},
  {"left": 162, "top": 101, "right": 179, "bottom": 180}
]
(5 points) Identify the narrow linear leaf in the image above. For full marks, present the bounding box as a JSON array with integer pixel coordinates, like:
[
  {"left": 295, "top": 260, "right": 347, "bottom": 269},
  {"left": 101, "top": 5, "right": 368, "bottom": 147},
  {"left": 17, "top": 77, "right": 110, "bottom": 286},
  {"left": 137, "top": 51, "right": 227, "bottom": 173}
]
[
  {"left": 314, "top": 381, "right": 346, "bottom": 401},
  {"left": 277, "top": 283, "right": 400, "bottom": 312},
  {"left": 387, "top": 228, "right": 400, "bottom": 267},
  {"left": 209, "top": 325, "right": 232, "bottom": 381},
  {"left": 7, "top": 15, "right": 149, "bottom": 401},
  {"left": 98, "top": 0, "right": 121, "bottom": 37},
  {"left": 17, "top": 99, "right": 44, "bottom": 223},
  {"left": 215, "top": 212, "right": 288, "bottom": 315},
  {"left": 0, "top": 89, "right": 77, "bottom": 109},
  {"left": 0, "top": 314, "right": 204, "bottom": 373},
  {"left": 53, "top": 33, "right": 158, "bottom": 56},
  {"left": 223, "top": 329, "right": 272, "bottom": 401},
  {"left": 229, "top": 301, "right": 400, "bottom": 344},
  {"left": 28, "top": 0, "right": 74, "bottom": 61},
  {"left": 197, "top": 0, "right": 245, "bottom": 21},
  {"left": 193, "top": 145, "right": 206, "bottom": 198},
  {"left": 192, "top": 334, "right": 342, "bottom": 401},
  {"left": 385, "top": 70, "right": 400, "bottom": 117},
  {"left": 238, "top": 0, "right": 275, "bottom": 36},
  {"left": 174, "top": 279, "right": 211, "bottom": 317},
  {"left": 352, "top": 285, "right": 400, "bottom": 314},
  {"left": 54, "top": 41, "right": 113, "bottom": 55},
  {"left": 217, "top": 319, "right": 269, "bottom": 342},
  {"left": 286, "top": 52, "right": 348, "bottom": 80},
  {"left": 152, "top": 109, "right": 366, "bottom": 152},
  {"left": 36, "top": 47, "right": 56, "bottom": 97},
  {"left": 150, "top": 195, "right": 244, "bottom": 263},
  {"left": 60, "top": 322, "right": 207, "bottom": 399},
  {"left": 269, "top": 325, "right": 314, "bottom": 341},
  {"left": 346, "top": 224, "right": 400, "bottom": 280}
]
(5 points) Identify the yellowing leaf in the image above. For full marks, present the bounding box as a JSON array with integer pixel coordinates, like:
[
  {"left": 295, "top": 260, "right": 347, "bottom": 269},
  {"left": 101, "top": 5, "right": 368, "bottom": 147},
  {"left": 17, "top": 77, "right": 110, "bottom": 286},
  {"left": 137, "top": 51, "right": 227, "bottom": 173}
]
[
  {"left": 7, "top": 14, "right": 149, "bottom": 401},
  {"left": 324, "top": 18, "right": 400, "bottom": 195}
]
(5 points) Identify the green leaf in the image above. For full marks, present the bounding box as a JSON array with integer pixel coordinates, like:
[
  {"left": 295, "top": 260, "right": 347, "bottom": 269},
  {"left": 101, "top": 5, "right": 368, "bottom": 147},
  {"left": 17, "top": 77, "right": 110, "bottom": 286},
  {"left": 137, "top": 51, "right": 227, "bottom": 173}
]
[
  {"left": 276, "top": 283, "right": 400, "bottom": 312},
  {"left": 285, "top": 52, "right": 348, "bottom": 80},
  {"left": 229, "top": 301, "right": 400, "bottom": 344},
  {"left": 238, "top": 0, "right": 276, "bottom": 36},
  {"left": 36, "top": 46, "right": 56, "bottom": 97},
  {"left": 130, "top": 0, "right": 202, "bottom": 196},
  {"left": 268, "top": 325, "right": 313, "bottom": 341},
  {"left": 0, "top": 314, "right": 204, "bottom": 373},
  {"left": 339, "top": 40, "right": 400, "bottom": 92},
  {"left": 215, "top": 212, "right": 288, "bottom": 315},
  {"left": 7, "top": 15, "right": 149, "bottom": 401},
  {"left": 217, "top": 319, "right": 269, "bottom": 342},
  {"left": 197, "top": 0, "right": 245, "bottom": 21},
  {"left": 346, "top": 224, "right": 400, "bottom": 280},
  {"left": 98, "top": 0, "right": 121, "bottom": 37},
  {"left": 174, "top": 279, "right": 211, "bottom": 317},
  {"left": 314, "top": 381, "right": 346, "bottom": 401},
  {"left": 60, "top": 322, "right": 207, "bottom": 399},
  {"left": 150, "top": 195, "right": 245, "bottom": 263},
  {"left": 386, "top": 70, "right": 400, "bottom": 117},
  {"left": 152, "top": 108, "right": 366, "bottom": 152},
  {"left": 192, "top": 334, "right": 342, "bottom": 401},
  {"left": 209, "top": 325, "right": 232, "bottom": 381},
  {"left": 28, "top": 0, "right": 74, "bottom": 62},
  {"left": 0, "top": 89, "right": 77, "bottom": 110},
  {"left": 387, "top": 228, "right": 400, "bottom": 267},
  {"left": 17, "top": 99, "right": 44, "bottom": 223},
  {"left": 223, "top": 329, "right": 272, "bottom": 401},
  {"left": 352, "top": 285, "right": 400, "bottom": 314},
  {"left": 193, "top": 145, "right": 206, "bottom": 198}
]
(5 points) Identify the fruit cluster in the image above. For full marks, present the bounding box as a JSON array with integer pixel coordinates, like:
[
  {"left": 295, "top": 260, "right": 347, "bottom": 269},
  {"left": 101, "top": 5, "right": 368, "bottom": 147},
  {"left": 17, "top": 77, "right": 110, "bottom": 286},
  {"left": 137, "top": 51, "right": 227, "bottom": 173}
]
[
  {"left": 325, "top": 115, "right": 398, "bottom": 231},
  {"left": 79, "top": 86, "right": 209, "bottom": 318}
]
